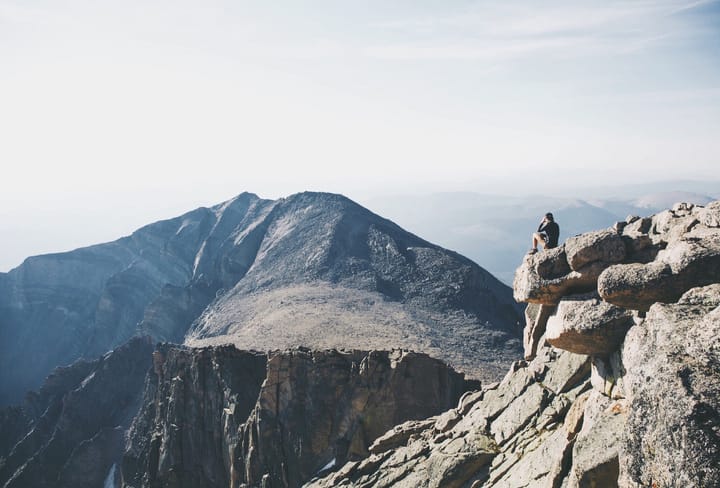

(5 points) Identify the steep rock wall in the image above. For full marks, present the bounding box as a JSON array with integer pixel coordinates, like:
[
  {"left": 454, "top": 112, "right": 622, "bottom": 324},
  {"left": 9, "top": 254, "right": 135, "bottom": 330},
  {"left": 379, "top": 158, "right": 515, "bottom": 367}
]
[
  {"left": 0, "top": 337, "right": 153, "bottom": 488},
  {"left": 121, "top": 346, "right": 475, "bottom": 488}
]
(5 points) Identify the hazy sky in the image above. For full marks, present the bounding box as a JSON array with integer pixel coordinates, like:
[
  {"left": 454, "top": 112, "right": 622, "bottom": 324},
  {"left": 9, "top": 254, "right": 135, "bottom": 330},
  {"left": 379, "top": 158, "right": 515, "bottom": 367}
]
[{"left": 1, "top": 0, "right": 719, "bottom": 271}]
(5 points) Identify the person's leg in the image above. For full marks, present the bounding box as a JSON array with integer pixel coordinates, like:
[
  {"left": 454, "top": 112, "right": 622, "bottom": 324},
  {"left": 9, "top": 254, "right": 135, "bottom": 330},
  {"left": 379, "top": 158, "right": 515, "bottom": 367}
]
[{"left": 532, "top": 232, "right": 544, "bottom": 251}]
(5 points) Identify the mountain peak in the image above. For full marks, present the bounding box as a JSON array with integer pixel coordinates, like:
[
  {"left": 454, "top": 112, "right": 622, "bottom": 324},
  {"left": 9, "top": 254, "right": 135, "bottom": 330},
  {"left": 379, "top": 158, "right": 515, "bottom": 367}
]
[{"left": 0, "top": 191, "right": 522, "bottom": 405}]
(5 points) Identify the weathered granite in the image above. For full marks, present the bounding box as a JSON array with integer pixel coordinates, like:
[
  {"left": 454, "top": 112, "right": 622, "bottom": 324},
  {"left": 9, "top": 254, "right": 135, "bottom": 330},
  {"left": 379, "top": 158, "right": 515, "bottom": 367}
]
[
  {"left": 620, "top": 285, "right": 720, "bottom": 487},
  {"left": 545, "top": 295, "right": 634, "bottom": 356},
  {"left": 564, "top": 230, "right": 626, "bottom": 271}
]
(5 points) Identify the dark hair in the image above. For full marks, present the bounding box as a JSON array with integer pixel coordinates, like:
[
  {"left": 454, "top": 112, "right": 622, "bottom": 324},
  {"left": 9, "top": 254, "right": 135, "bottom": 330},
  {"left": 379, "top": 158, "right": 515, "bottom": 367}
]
[{"left": 545, "top": 212, "right": 554, "bottom": 221}]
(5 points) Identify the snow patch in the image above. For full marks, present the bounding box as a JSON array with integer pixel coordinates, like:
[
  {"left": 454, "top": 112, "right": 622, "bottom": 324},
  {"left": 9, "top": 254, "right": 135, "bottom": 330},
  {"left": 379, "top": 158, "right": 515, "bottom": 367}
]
[
  {"left": 319, "top": 458, "right": 336, "bottom": 473},
  {"left": 103, "top": 463, "right": 117, "bottom": 488},
  {"left": 80, "top": 372, "right": 96, "bottom": 388},
  {"left": 175, "top": 219, "right": 192, "bottom": 236}
]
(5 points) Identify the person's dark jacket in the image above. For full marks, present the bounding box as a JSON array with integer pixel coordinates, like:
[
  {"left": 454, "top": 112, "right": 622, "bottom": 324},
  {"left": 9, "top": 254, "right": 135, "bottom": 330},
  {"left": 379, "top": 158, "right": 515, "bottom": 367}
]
[{"left": 538, "top": 221, "right": 560, "bottom": 248}]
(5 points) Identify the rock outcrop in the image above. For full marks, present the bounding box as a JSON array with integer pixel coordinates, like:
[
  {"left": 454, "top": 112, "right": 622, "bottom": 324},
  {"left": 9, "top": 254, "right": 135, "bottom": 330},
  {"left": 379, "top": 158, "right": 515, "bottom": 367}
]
[
  {"left": 620, "top": 284, "right": 720, "bottom": 486},
  {"left": 514, "top": 200, "right": 720, "bottom": 360},
  {"left": 309, "top": 200, "right": 720, "bottom": 488},
  {"left": 122, "top": 346, "right": 475, "bottom": 488},
  {"left": 121, "top": 345, "right": 268, "bottom": 488},
  {"left": 236, "top": 349, "right": 474, "bottom": 488},
  {"left": 1, "top": 192, "right": 521, "bottom": 405},
  {"left": 544, "top": 294, "right": 634, "bottom": 356},
  {"left": 1, "top": 341, "right": 475, "bottom": 488},
  {"left": 0, "top": 337, "right": 153, "bottom": 488},
  {"left": 513, "top": 201, "right": 720, "bottom": 311},
  {"left": 305, "top": 345, "right": 601, "bottom": 488}
]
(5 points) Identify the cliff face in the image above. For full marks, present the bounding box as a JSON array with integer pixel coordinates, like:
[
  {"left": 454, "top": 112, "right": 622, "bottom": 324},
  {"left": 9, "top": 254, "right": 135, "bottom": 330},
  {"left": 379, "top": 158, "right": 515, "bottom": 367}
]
[
  {"left": 121, "top": 345, "right": 268, "bottom": 488},
  {"left": 308, "top": 200, "right": 720, "bottom": 488},
  {"left": 235, "top": 349, "right": 475, "bottom": 488},
  {"left": 122, "top": 346, "right": 475, "bottom": 488},
  {"left": 0, "top": 337, "right": 153, "bottom": 488},
  {"left": 1, "top": 343, "right": 475, "bottom": 488},
  {"left": 1, "top": 192, "right": 520, "bottom": 406}
]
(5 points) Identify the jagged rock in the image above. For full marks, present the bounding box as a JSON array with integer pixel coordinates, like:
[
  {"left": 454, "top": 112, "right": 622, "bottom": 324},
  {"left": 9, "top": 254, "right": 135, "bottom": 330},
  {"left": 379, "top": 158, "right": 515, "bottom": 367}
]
[
  {"left": 619, "top": 232, "right": 657, "bottom": 262},
  {"left": 541, "top": 349, "right": 590, "bottom": 395},
  {"left": 696, "top": 200, "right": 720, "bottom": 227},
  {"left": 370, "top": 419, "right": 437, "bottom": 455},
  {"left": 311, "top": 426, "right": 497, "bottom": 488},
  {"left": 514, "top": 200, "right": 720, "bottom": 313},
  {"left": 564, "top": 230, "right": 626, "bottom": 271},
  {"left": 545, "top": 295, "right": 634, "bottom": 355},
  {"left": 598, "top": 234, "right": 720, "bottom": 310},
  {"left": 235, "top": 348, "right": 472, "bottom": 488},
  {"left": 563, "top": 390, "right": 591, "bottom": 440},
  {"left": 307, "top": 345, "right": 594, "bottom": 488},
  {"left": 479, "top": 201, "right": 720, "bottom": 488},
  {"left": 513, "top": 249, "right": 607, "bottom": 305},
  {"left": 623, "top": 216, "right": 651, "bottom": 234},
  {"left": 0, "top": 337, "right": 153, "bottom": 488},
  {"left": 490, "top": 428, "right": 569, "bottom": 488},
  {"left": 458, "top": 390, "right": 485, "bottom": 416},
  {"left": 489, "top": 382, "right": 548, "bottom": 445},
  {"left": 568, "top": 392, "right": 627, "bottom": 488},
  {"left": 620, "top": 285, "right": 720, "bottom": 487},
  {"left": 122, "top": 344, "right": 267, "bottom": 488},
  {"left": 523, "top": 303, "right": 555, "bottom": 360},
  {"left": 3, "top": 340, "right": 473, "bottom": 488},
  {"left": 535, "top": 247, "right": 572, "bottom": 279},
  {"left": 672, "top": 202, "right": 695, "bottom": 214},
  {"left": 461, "top": 368, "right": 534, "bottom": 431},
  {"left": 434, "top": 409, "right": 462, "bottom": 433}
]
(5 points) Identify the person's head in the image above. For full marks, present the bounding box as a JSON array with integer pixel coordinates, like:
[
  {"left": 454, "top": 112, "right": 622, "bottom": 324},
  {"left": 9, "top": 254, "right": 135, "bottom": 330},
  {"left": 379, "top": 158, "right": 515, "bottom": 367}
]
[{"left": 545, "top": 212, "right": 554, "bottom": 222}]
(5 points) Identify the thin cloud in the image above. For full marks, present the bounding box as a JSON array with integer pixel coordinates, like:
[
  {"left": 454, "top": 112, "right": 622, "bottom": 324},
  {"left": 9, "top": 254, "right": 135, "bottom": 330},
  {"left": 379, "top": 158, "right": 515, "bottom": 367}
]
[{"left": 365, "top": 0, "right": 718, "bottom": 61}]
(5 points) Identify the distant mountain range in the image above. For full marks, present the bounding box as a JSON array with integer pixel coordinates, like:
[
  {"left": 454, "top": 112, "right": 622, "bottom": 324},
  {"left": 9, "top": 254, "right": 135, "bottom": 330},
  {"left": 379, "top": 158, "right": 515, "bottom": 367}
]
[
  {"left": 0, "top": 192, "right": 522, "bottom": 406},
  {"left": 364, "top": 189, "right": 717, "bottom": 284}
]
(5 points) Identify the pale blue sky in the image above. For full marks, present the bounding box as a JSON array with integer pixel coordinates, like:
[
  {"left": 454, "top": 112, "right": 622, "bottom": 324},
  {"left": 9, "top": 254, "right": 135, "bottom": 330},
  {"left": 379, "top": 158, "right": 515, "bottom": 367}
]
[{"left": 1, "top": 0, "right": 719, "bottom": 270}]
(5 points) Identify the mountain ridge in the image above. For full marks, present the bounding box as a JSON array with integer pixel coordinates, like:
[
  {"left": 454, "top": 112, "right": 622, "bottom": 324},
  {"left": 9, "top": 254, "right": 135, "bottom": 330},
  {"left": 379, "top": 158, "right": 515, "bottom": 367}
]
[{"left": 0, "top": 191, "right": 521, "bottom": 405}]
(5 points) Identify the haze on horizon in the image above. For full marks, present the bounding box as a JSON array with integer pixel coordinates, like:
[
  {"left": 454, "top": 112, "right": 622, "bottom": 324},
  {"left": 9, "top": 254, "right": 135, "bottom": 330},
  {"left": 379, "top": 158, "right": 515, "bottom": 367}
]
[{"left": 1, "top": 0, "right": 719, "bottom": 272}]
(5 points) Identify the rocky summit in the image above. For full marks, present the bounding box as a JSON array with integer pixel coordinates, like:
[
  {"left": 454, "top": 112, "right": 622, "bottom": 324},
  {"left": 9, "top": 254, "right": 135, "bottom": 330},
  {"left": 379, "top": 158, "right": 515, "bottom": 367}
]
[
  {"left": 307, "top": 200, "right": 720, "bottom": 488},
  {"left": 0, "top": 191, "right": 521, "bottom": 405}
]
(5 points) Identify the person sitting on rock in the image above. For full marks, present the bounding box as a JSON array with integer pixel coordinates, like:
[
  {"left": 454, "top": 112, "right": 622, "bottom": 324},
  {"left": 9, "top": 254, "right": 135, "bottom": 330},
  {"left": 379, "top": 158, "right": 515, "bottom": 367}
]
[{"left": 529, "top": 213, "right": 559, "bottom": 254}]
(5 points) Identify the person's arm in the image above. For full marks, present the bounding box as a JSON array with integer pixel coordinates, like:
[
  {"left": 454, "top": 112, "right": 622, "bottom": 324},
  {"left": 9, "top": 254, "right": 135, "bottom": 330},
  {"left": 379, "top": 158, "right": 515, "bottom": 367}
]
[{"left": 537, "top": 220, "right": 547, "bottom": 233}]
